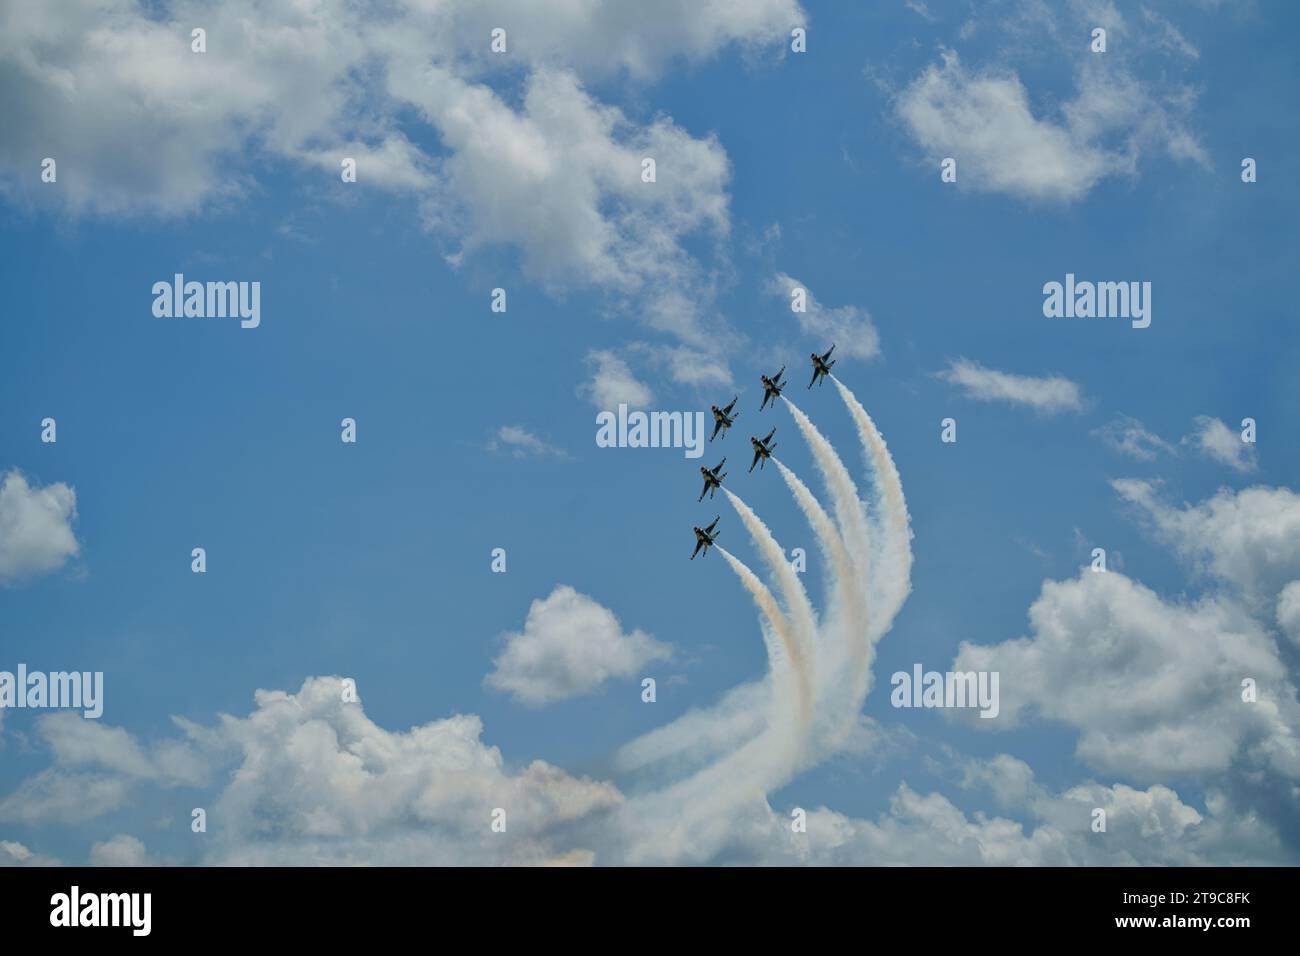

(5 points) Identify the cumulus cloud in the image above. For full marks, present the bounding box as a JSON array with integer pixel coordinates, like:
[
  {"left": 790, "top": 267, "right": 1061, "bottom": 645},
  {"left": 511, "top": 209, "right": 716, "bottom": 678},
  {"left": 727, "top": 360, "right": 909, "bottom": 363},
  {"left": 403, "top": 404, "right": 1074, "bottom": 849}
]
[
  {"left": 938, "top": 358, "right": 1083, "bottom": 412},
  {"left": 0, "top": 469, "right": 80, "bottom": 583},
  {"left": 394, "top": 65, "right": 730, "bottom": 341},
  {"left": 0, "top": 676, "right": 623, "bottom": 864},
  {"left": 90, "top": 834, "right": 151, "bottom": 867},
  {"left": 579, "top": 350, "right": 655, "bottom": 409},
  {"left": 0, "top": 0, "right": 796, "bottom": 350},
  {"left": 1113, "top": 480, "right": 1300, "bottom": 607},
  {"left": 1185, "top": 415, "right": 1256, "bottom": 472},
  {"left": 665, "top": 754, "right": 1281, "bottom": 866},
  {"left": 1093, "top": 415, "right": 1173, "bottom": 461},
  {"left": 765, "top": 273, "right": 881, "bottom": 360},
  {"left": 0, "top": 711, "right": 208, "bottom": 825},
  {"left": 895, "top": 45, "right": 1204, "bottom": 202},
  {"left": 486, "top": 586, "right": 671, "bottom": 706},
  {"left": 1, "top": 668, "right": 1292, "bottom": 864},
  {"left": 952, "top": 568, "right": 1300, "bottom": 783},
  {"left": 1277, "top": 582, "right": 1300, "bottom": 647},
  {"left": 192, "top": 677, "right": 623, "bottom": 864}
]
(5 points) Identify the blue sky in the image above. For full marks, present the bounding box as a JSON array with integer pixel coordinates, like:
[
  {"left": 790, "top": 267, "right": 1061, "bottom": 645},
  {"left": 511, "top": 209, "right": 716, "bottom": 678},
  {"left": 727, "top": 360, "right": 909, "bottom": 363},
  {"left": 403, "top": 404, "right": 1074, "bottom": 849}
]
[{"left": 1, "top": 0, "right": 1298, "bottom": 866}]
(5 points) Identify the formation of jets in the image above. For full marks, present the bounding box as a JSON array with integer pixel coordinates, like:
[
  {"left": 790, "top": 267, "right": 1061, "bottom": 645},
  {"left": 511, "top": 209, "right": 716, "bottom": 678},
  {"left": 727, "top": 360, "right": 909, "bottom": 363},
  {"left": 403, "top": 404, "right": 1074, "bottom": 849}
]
[{"left": 690, "top": 346, "right": 836, "bottom": 559}]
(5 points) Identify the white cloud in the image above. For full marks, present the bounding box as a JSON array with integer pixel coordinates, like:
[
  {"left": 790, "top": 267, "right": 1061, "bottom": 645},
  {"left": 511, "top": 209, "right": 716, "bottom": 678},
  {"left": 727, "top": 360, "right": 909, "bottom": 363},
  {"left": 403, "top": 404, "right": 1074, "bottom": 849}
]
[
  {"left": 0, "top": 711, "right": 209, "bottom": 825},
  {"left": 579, "top": 350, "right": 654, "bottom": 409},
  {"left": 0, "top": 676, "right": 623, "bottom": 864},
  {"left": 1142, "top": 6, "right": 1201, "bottom": 60},
  {"left": 0, "top": 840, "right": 58, "bottom": 867},
  {"left": 895, "top": 45, "right": 1204, "bottom": 202},
  {"left": 669, "top": 756, "right": 1281, "bottom": 865},
  {"left": 90, "top": 834, "right": 151, "bottom": 867},
  {"left": 905, "top": 0, "right": 937, "bottom": 22},
  {"left": 629, "top": 343, "right": 735, "bottom": 392},
  {"left": 2, "top": 665, "right": 1293, "bottom": 864},
  {"left": 765, "top": 273, "right": 881, "bottom": 360},
  {"left": 952, "top": 568, "right": 1300, "bottom": 783},
  {"left": 0, "top": 469, "right": 80, "bottom": 583},
  {"left": 1113, "top": 479, "right": 1300, "bottom": 607},
  {"left": 897, "top": 51, "right": 1122, "bottom": 202},
  {"left": 1186, "top": 415, "right": 1256, "bottom": 472},
  {"left": 0, "top": 0, "right": 795, "bottom": 350},
  {"left": 394, "top": 0, "right": 804, "bottom": 83},
  {"left": 0, "top": 0, "right": 377, "bottom": 215},
  {"left": 393, "top": 65, "right": 730, "bottom": 343},
  {"left": 1277, "top": 582, "right": 1300, "bottom": 647},
  {"left": 1093, "top": 415, "right": 1173, "bottom": 461},
  {"left": 489, "top": 426, "right": 567, "bottom": 460},
  {"left": 486, "top": 586, "right": 671, "bottom": 706},
  {"left": 197, "top": 677, "right": 621, "bottom": 864},
  {"left": 0, "top": 770, "right": 134, "bottom": 825},
  {"left": 938, "top": 358, "right": 1083, "bottom": 412}
]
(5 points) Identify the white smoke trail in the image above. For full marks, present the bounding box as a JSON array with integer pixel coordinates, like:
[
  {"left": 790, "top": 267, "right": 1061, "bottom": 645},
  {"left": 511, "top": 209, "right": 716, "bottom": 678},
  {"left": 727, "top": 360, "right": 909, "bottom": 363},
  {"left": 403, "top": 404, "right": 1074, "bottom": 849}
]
[
  {"left": 778, "top": 397, "right": 879, "bottom": 741},
  {"left": 774, "top": 457, "right": 869, "bottom": 750},
  {"left": 611, "top": 681, "right": 768, "bottom": 777},
  {"left": 832, "top": 375, "right": 913, "bottom": 632},
  {"left": 781, "top": 397, "right": 871, "bottom": 571},
  {"left": 773, "top": 458, "right": 858, "bottom": 637},
  {"left": 715, "top": 544, "right": 793, "bottom": 688},
  {"left": 612, "top": 544, "right": 805, "bottom": 839},
  {"left": 614, "top": 380, "right": 914, "bottom": 863},
  {"left": 720, "top": 493, "right": 816, "bottom": 744}
]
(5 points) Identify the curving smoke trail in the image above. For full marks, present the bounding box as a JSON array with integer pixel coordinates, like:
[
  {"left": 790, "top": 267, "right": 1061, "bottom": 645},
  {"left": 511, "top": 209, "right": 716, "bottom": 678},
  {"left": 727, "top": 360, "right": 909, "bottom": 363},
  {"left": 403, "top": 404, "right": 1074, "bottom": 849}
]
[
  {"left": 774, "top": 457, "right": 869, "bottom": 750},
  {"left": 781, "top": 397, "right": 871, "bottom": 570},
  {"left": 714, "top": 545, "right": 794, "bottom": 694},
  {"left": 773, "top": 459, "right": 856, "bottom": 646},
  {"left": 721, "top": 490, "right": 816, "bottom": 744},
  {"left": 779, "top": 396, "right": 882, "bottom": 741},
  {"left": 832, "top": 375, "right": 913, "bottom": 632},
  {"left": 613, "top": 378, "right": 913, "bottom": 862}
]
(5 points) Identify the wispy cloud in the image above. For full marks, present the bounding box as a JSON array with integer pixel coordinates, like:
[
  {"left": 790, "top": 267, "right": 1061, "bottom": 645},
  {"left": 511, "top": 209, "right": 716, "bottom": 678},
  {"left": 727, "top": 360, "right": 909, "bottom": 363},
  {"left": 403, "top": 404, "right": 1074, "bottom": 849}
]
[
  {"left": 1093, "top": 415, "right": 1173, "bottom": 461},
  {"left": 766, "top": 273, "right": 881, "bottom": 359},
  {"left": 488, "top": 426, "right": 568, "bottom": 460},
  {"left": 1185, "top": 416, "right": 1256, "bottom": 472},
  {"left": 894, "top": 9, "right": 1207, "bottom": 204},
  {"left": 938, "top": 358, "right": 1083, "bottom": 413}
]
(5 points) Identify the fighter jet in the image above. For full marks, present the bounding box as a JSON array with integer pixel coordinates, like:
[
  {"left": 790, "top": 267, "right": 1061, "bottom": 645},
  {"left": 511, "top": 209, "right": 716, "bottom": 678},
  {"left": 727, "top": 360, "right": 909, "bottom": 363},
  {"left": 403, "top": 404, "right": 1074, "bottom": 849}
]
[
  {"left": 697, "top": 458, "right": 727, "bottom": 502},
  {"left": 709, "top": 396, "right": 740, "bottom": 442},
  {"left": 759, "top": 366, "right": 787, "bottom": 411},
  {"left": 749, "top": 427, "right": 777, "bottom": 472},
  {"left": 807, "top": 344, "right": 836, "bottom": 389},
  {"left": 691, "top": 516, "right": 721, "bottom": 560}
]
